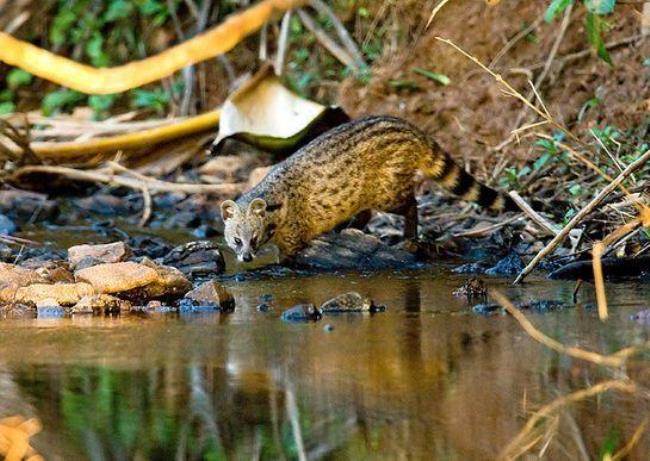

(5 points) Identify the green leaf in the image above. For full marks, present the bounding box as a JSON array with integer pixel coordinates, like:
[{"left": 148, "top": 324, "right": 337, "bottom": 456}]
[
  {"left": 388, "top": 79, "right": 419, "bottom": 91},
  {"left": 85, "top": 33, "right": 110, "bottom": 67},
  {"left": 412, "top": 67, "right": 450, "bottom": 85},
  {"left": 130, "top": 88, "right": 170, "bottom": 113},
  {"left": 6, "top": 69, "right": 33, "bottom": 89},
  {"left": 586, "top": 13, "right": 612, "bottom": 65},
  {"left": 42, "top": 89, "right": 86, "bottom": 116},
  {"left": 50, "top": 9, "right": 77, "bottom": 45},
  {"left": 0, "top": 89, "right": 13, "bottom": 102},
  {"left": 89, "top": 94, "right": 117, "bottom": 118},
  {"left": 137, "top": 0, "right": 166, "bottom": 16},
  {"left": 105, "top": 0, "right": 134, "bottom": 21},
  {"left": 0, "top": 101, "right": 15, "bottom": 115},
  {"left": 584, "top": 0, "right": 616, "bottom": 15},
  {"left": 544, "top": 0, "right": 573, "bottom": 22}
]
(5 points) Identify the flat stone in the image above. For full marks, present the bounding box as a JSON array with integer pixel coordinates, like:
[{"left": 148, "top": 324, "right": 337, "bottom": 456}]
[
  {"left": 75, "top": 262, "right": 159, "bottom": 294},
  {"left": 163, "top": 241, "right": 226, "bottom": 277},
  {"left": 184, "top": 280, "right": 235, "bottom": 312},
  {"left": 0, "top": 190, "right": 58, "bottom": 221},
  {"left": 0, "top": 263, "right": 48, "bottom": 303},
  {"left": 320, "top": 292, "right": 373, "bottom": 313},
  {"left": 140, "top": 258, "right": 193, "bottom": 299},
  {"left": 293, "top": 229, "right": 419, "bottom": 271},
  {"left": 281, "top": 304, "right": 322, "bottom": 322},
  {"left": 15, "top": 282, "right": 94, "bottom": 306},
  {"left": 73, "top": 294, "right": 131, "bottom": 314},
  {"left": 68, "top": 242, "right": 131, "bottom": 268}
]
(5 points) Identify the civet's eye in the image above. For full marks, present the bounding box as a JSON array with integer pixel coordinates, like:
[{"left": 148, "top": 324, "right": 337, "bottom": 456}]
[{"left": 234, "top": 237, "right": 242, "bottom": 246}]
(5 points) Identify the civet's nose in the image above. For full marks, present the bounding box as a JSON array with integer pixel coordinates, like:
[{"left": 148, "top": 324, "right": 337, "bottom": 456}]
[{"left": 242, "top": 254, "right": 253, "bottom": 262}]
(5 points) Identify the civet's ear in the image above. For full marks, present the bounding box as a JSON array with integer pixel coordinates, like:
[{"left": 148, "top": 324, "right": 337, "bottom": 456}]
[
  {"left": 248, "top": 198, "right": 267, "bottom": 216},
  {"left": 220, "top": 200, "right": 239, "bottom": 221}
]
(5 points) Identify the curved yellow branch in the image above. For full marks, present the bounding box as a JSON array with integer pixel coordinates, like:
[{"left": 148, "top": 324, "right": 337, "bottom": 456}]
[
  {"left": 31, "top": 110, "right": 220, "bottom": 160},
  {"left": 0, "top": 0, "right": 305, "bottom": 94}
]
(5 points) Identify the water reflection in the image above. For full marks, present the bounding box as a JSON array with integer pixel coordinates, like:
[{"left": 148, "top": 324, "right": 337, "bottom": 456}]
[{"left": 0, "top": 270, "right": 648, "bottom": 459}]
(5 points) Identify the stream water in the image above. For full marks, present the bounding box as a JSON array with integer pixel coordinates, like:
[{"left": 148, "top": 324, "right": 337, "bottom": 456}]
[{"left": 0, "top": 265, "right": 648, "bottom": 460}]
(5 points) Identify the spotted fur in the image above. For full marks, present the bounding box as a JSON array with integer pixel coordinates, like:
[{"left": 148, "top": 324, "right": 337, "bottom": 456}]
[{"left": 221, "top": 116, "right": 518, "bottom": 260}]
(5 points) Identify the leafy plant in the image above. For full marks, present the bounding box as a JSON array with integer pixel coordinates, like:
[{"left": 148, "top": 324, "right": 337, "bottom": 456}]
[{"left": 544, "top": 0, "right": 617, "bottom": 65}]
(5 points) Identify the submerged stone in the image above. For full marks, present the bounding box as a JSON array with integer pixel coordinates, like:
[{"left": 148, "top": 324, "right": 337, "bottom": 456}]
[
  {"left": 320, "top": 292, "right": 384, "bottom": 313},
  {"left": 631, "top": 309, "right": 650, "bottom": 326},
  {"left": 73, "top": 294, "right": 131, "bottom": 314},
  {"left": 0, "top": 214, "right": 16, "bottom": 235},
  {"left": 184, "top": 280, "right": 235, "bottom": 312},
  {"left": 485, "top": 252, "right": 525, "bottom": 276},
  {"left": 37, "top": 304, "right": 65, "bottom": 318},
  {"left": 281, "top": 304, "right": 322, "bottom": 322},
  {"left": 256, "top": 303, "right": 273, "bottom": 312},
  {"left": 453, "top": 278, "right": 488, "bottom": 299},
  {"left": 472, "top": 299, "right": 568, "bottom": 315}
]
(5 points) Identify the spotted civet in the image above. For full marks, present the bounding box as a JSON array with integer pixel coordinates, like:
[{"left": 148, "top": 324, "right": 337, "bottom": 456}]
[{"left": 221, "top": 116, "right": 518, "bottom": 262}]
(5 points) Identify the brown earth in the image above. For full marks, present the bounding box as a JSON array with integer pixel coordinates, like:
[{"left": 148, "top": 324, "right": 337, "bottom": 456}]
[{"left": 338, "top": 0, "right": 649, "bottom": 182}]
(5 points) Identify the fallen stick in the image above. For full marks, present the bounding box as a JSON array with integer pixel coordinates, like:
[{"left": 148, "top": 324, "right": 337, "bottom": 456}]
[
  {"left": 508, "top": 191, "right": 560, "bottom": 236},
  {"left": 0, "top": 0, "right": 306, "bottom": 94},
  {"left": 513, "top": 149, "right": 650, "bottom": 284},
  {"left": 14, "top": 110, "right": 220, "bottom": 161},
  {"left": 12, "top": 165, "right": 245, "bottom": 196}
]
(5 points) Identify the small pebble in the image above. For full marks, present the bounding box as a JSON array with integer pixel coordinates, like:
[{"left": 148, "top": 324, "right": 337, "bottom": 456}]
[
  {"left": 323, "top": 323, "right": 334, "bottom": 332},
  {"left": 256, "top": 303, "right": 273, "bottom": 312}
]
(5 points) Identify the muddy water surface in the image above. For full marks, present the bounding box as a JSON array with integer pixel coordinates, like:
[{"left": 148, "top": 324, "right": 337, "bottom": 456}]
[{"left": 0, "top": 267, "right": 649, "bottom": 460}]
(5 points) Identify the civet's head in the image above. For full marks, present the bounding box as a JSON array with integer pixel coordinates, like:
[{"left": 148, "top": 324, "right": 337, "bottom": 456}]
[{"left": 221, "top": 198, "right": 269, "bottom": 263}]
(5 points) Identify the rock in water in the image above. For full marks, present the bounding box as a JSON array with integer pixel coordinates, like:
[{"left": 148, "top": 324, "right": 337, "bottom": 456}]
[
  {"left": 163, "top": 241, "right": 226, "bottom": 278},
  {"left": 75, "top": 261, "right": 191, "bottom": 301},
  {"left": 485, "top": 253, "right": 525, "bottom": 276},
  {"left": 294, "top": 229, "right": 419, "bottom": 271},
  {"left": 452, "top": 278, "right": 487, "bottom": 300},
  {"left": 15, "top": 283, "right": 95, "bottom": 306},
  {"left": 68, "top": 242, "right": 131, "bottom": 268},
  {"left": 75, "top": 262, "right": 158, "bottom": 294},
  {"left": 0, "top": 214, "right": 17, "bottom": 235},
  {"left": 281, "top": 304, "right": 322, "bottom": 322},
  {"left": 183, "top": 281, "right": 235, "bottom": 312},
  {"left": 320, "top": 292, "right": 385, "bottom": 313},
  {"left": 0, "top": 263, "right": 48, "bottom": 302},
  {"left": 73, "top": 294, "right": 131, "bottom": 314}
]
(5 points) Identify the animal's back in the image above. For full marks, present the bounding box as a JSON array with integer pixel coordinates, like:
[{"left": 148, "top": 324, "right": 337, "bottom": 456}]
[{"left": 239, "top": 115, "right": 516, "bottom": 250}]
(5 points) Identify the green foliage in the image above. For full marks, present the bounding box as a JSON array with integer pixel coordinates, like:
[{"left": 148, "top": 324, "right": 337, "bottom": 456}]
[
  {"left": 0, "top": 102, "right": 16, "bottom": 115},
  {"left": 7, "top": 69, "right": 33, "bottom": 89},
  {"left": 598, "top": 427, "right": 621, "bottom": 460},
  {"left": 544, "top": 0, "right": 574, "bottom": 22},
  {"left": 412, "top": 67, "right": 450, "bottom": 86},
  {"left": 586, "top": 12, "right": 612, "bottom": 65},
  {"left": 130, "top": 87, "right": 174, "bottom": 113},
  {"left": 42, "top": 89, "right": 86, "bottom": 116},
  {"left": 10, "top": 0, "right": 183, "bottom": 117},
  {"left": 544, "top": 0, "right": 616, "bottom": 64}
]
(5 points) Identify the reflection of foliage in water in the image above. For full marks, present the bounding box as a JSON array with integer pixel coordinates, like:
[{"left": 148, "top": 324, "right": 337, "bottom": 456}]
[{"left": 13, "top": 364, "right": 358, "bottom": 460}]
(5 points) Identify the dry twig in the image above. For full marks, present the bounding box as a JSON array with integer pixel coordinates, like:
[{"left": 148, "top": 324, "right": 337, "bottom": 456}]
[
  {"left": 514, "top": 149, "right": 650, "bottom": 284},
  {"left": 498, "top": 380, "right": 638, "bottom": 460}
]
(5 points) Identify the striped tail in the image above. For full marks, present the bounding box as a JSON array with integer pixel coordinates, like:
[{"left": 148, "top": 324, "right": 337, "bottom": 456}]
[{"left": 425, "top": 151, "right": 518, "bottom": 212}]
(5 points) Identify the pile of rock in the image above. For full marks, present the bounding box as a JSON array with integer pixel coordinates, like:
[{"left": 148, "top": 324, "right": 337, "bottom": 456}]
[{"left": 0, "top": 241, "right": 234, "bottom": 316}]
